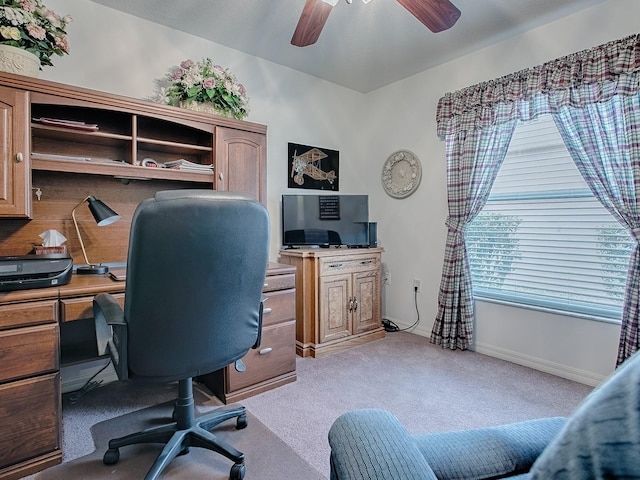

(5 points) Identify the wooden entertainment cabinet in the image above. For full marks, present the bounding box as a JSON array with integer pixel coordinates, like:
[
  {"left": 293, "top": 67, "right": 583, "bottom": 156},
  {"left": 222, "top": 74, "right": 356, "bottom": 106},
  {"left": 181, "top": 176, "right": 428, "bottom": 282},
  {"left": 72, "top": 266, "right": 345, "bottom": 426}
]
[
  {"left": 0, "top": 72, "right": 296, "bottom": 480},
  {"left": 279, "top": 248, "right": 385, "bottom": 358}
]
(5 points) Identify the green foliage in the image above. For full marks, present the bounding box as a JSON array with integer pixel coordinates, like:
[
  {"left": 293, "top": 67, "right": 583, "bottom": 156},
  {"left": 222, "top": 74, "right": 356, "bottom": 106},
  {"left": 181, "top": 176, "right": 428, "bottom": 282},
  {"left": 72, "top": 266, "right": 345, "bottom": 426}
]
[
  {"left": 596, "top": 226, "right": 634, "bottom": 299},
  {"left": 467, "top": 213, "right": 522, "bottom": 289}
]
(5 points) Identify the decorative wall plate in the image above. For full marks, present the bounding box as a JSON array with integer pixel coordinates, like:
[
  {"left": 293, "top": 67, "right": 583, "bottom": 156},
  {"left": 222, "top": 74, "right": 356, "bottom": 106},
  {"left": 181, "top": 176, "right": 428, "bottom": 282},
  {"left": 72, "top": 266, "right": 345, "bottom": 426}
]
[{"left": 381, "top": 150, "right": 422, "bottom": 198}]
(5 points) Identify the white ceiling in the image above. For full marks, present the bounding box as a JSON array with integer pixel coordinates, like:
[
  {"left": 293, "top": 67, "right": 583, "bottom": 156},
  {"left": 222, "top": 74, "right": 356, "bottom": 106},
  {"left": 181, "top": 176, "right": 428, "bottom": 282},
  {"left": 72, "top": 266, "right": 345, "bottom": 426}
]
[{"left": 88, "top": 0, "right": 606, "bottom": 93}]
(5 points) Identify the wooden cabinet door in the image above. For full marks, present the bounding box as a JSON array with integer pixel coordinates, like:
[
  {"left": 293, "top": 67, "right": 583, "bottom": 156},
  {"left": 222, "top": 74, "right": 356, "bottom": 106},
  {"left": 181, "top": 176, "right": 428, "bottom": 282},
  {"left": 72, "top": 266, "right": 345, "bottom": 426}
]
[
  {"left": 0, "top": 86, "right": 29, "bottom": 218},
  {"left": 319, "top": 273, "right": 351, "bottom": 343},
  {"left": 352, "top": 269, "right": 381, "bottom": 334},
  {"left": 215, "top": 126, "right": 266, "bottom": 204}
]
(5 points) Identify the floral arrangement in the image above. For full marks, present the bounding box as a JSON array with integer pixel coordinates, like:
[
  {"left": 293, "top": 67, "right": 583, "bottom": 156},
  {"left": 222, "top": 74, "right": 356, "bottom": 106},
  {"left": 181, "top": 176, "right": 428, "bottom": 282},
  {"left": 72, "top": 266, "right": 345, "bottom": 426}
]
[
  {"left": 157, "top": 58, "right": 250, "bottom": 120},
  {"left": 0, "top": 0, "right": 72, "bottom": 67}
]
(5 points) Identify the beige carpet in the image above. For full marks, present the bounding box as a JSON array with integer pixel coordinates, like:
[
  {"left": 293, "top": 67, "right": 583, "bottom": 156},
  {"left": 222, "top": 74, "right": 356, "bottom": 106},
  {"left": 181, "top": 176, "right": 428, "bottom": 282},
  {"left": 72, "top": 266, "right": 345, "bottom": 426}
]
[{"left": 36, "top": 400, "right": 324, "bottom": 480}]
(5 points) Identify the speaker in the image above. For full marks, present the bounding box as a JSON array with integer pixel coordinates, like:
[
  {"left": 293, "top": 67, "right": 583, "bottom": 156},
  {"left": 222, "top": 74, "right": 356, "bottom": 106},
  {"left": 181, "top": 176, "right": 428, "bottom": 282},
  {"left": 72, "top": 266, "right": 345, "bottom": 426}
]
[{"left": 368, "top": 222, "right": 378, "bottom": 247}]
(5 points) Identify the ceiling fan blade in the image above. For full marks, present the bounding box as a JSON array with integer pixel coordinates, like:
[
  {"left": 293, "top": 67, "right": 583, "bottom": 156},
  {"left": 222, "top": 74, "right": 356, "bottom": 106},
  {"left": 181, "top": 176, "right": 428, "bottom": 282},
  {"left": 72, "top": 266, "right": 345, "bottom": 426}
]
[
  {"left": 396, "top": 0, "right": 461, "bottom": 33},
  {"left": 291, "top": 0, "right": 334, "bottom": 47}
]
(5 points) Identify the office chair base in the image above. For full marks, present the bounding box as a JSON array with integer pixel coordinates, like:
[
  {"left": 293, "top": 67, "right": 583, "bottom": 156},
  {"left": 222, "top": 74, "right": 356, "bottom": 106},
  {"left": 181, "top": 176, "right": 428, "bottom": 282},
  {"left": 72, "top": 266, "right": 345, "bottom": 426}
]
[{"left": 102, "top": 379, "right": 247, "bottom": 480}]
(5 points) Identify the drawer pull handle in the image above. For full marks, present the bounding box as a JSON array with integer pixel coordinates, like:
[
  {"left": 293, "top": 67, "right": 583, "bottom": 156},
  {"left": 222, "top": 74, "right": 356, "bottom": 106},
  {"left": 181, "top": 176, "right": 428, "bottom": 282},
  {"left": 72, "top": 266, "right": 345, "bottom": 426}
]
[
  {"left": 360, "top": 260, "right": 372, "bottom": 265},
  {"left": 263, "top": 307, "right": 273, "bottom": 314},
  {"left": 259, "top": 347, "right": 273, "bottom": 355},
  {"left": 235, "top": 359, "right": 247, "bottom": 372},
  {"left": 328, "top": 263, "right": 344, "bottom": 269}
]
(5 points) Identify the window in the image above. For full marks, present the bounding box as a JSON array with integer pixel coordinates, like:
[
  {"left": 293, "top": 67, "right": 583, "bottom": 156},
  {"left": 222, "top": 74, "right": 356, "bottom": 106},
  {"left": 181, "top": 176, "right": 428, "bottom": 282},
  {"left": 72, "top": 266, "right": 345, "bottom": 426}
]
[{"left": 467, "top": 114, "right": 634, "bottom": 321}]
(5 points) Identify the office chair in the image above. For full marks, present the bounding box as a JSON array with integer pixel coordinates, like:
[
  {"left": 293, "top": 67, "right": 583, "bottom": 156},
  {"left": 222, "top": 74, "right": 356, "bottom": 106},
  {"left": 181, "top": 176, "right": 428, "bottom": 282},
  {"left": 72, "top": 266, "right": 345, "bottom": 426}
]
[{"left": 93, "top": 190, "right": 269, "bottom": 480}]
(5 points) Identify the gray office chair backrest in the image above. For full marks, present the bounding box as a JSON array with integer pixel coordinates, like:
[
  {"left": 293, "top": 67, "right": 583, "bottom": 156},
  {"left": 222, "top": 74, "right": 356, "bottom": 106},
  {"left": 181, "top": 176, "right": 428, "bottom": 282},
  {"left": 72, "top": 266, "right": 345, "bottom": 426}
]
[{"left": 123, "top": 190, "right": 269, "bottom": 382}]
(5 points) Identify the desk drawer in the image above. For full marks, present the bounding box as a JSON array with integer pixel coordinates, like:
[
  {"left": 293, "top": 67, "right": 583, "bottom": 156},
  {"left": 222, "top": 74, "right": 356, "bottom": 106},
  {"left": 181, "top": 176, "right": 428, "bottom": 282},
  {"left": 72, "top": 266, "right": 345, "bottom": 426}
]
[
  {"left": 60, "top": 294, "right": 125, "bottom": 322},
  {"left": 0, "top": 373, "right": 60, "bottom": 468},
  {"left": 262, "top": 289, "right": 295, "bottom": 327},
  {"left": 320, "top": 254, "right": 380, "bottom": 276},
  {"left": 227, "top": 320, "right": 296, "bottom": 392},
  {"left": 0, "top": 323, "right": 59, "bottom": 383},
  {"left": 0, "top": 300, "right": 57, "bottom": 330},
  {"left": 263, "top": 273, "right": 295, "bottom": 292}
]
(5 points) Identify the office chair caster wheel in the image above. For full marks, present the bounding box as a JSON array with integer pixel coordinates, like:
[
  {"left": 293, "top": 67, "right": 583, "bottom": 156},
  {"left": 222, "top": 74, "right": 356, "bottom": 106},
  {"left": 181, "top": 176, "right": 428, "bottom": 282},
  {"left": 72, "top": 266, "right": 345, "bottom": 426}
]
[
  {"left": 236, "top": 413, "right": 248, "bottom": 430},
  {"left": 230, "top": 462, "right": 245, "bottom": 479},
  {"left": 103, "top": 448, "right": 120, "bottom": 465}
]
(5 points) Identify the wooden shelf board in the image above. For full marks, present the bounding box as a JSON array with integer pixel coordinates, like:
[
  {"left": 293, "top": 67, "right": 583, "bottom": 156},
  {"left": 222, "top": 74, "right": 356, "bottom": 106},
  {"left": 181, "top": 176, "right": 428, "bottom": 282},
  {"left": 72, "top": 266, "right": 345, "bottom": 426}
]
[
  {"left": 31, "top": 158, "right": 214, "bottom": 184},
  {"left": 137, "top": 136, "right": 212, "bottom": 153}
]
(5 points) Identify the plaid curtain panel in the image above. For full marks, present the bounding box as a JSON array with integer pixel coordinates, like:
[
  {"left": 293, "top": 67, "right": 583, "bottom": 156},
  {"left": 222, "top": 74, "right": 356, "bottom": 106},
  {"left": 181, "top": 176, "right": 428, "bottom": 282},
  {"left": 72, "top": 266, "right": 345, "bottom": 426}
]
[
  {"left": 430, "top": 123, "right": 515, "bottom": 350},
  {"left": 433, "top": 34, "right": 640, "bottom": 359},
  {"left": 553, "top": 95, "right": 640, "bottom": 366}
]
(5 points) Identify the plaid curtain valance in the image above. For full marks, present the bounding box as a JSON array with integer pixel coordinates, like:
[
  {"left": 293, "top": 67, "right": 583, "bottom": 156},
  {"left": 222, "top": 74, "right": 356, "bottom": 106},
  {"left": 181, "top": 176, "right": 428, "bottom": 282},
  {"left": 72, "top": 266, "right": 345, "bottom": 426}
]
[{"left": 436, "top": 34, "right": 640, "bottom": 138}]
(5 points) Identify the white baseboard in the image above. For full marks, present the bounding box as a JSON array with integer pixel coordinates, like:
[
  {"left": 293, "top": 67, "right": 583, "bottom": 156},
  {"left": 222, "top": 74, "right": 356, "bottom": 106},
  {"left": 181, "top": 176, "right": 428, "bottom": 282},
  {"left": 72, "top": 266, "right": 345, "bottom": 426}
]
[
  {"left": 473, "top": 341, "right": 606, "bottom": 387},
  {"left": 382, "top": 317, "right": 605, "bottom": 387},
  {"left": 61, "top": 358, "right": 119, "bottom": 394}
]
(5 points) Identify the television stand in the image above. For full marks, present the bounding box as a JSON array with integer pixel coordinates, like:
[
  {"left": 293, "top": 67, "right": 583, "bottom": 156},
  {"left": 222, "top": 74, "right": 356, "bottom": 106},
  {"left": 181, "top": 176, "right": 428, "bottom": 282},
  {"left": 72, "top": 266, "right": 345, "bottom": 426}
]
[{"left": 279, "top": 247, "right": 385, "bottom": 358}]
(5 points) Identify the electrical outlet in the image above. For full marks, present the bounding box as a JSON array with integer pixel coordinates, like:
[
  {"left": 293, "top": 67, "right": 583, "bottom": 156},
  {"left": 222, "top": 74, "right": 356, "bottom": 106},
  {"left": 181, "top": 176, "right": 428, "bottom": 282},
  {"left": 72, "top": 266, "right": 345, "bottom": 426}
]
[
  {"left": 384, "top": 271, "right": 391, "bottom": 286},
  {"left": 413, "top": 278, "right": 421, "bottom": 292}
]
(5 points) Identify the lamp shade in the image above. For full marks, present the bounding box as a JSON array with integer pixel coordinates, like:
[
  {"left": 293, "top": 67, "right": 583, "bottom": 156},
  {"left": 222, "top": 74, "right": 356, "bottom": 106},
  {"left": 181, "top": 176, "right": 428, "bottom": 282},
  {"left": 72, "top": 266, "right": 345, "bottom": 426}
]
[
  {"left": 87, "top": 196, "right": 121, "bottom": 226},
  {"left": 71, "top": 195, "right": 120, "bottom": 275}
]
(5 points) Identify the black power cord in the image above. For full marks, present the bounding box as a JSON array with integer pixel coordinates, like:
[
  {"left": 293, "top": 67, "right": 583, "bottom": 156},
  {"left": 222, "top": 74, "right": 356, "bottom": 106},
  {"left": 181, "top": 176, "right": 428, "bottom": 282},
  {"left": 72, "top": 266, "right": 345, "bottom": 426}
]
[
  {"left": 63, "top": 358, "right": 113, "bottom": 404},
  {"left": 383, "top": 285, "right": 420, "bottom": 332}
]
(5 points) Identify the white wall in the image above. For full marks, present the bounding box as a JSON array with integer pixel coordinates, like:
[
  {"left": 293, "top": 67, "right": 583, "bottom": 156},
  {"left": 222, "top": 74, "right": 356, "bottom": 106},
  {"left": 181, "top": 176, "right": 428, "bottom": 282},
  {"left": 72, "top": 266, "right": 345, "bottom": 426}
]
[
  {"left": 367, "top": 0, "right": 639, "bottom": 385},
  {"left": 43, "top": 0, "right": 369, "bottom": 263},
  {"left": 43, "top": 0, "right": 638, "bottom": 385}
]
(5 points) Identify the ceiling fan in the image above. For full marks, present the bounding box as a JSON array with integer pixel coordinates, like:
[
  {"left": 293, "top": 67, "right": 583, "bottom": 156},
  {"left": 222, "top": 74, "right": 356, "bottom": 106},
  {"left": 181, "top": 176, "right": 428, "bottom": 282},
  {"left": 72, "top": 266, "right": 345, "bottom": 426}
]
[{"left": 291, "top": 0, "right": 461, "bottom": 47}]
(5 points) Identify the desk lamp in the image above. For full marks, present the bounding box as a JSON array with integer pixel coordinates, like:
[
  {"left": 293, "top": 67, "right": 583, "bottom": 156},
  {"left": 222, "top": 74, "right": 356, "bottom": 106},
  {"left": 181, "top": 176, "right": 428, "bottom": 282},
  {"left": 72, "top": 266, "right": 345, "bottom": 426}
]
[{"left": 71, "top": 196, "right": 120, "bottom": 275}]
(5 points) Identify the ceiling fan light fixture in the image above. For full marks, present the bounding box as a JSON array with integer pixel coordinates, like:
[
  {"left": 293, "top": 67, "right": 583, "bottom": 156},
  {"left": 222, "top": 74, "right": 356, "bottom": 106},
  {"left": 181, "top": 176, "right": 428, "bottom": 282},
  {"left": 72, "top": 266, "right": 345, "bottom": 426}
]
[{"left": 362, "top": 0, "right": 372, "bottom": 3}]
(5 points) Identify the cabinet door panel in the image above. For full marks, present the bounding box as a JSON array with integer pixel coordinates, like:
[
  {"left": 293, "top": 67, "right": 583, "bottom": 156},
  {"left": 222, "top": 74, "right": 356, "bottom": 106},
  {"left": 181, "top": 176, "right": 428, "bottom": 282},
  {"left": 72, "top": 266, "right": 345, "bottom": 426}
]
[
  {"left": 319, "top": 273, "right": 351, "bottom": 343},
  {"left": 0, "top": 86, "right": 29, "bottom": 217},
  {"left": 215, "top": 127, "right": 266, "bottom": 204},
  {"left": 353, "top": 270, "right": 381, "bottom": 334}
]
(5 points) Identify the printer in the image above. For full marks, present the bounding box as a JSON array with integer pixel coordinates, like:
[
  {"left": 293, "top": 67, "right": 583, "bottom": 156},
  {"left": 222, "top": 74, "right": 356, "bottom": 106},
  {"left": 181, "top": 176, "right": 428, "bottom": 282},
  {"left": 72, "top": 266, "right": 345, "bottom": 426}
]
[{"left": 0, "top": 254, "right": 73, "bottom": 292}]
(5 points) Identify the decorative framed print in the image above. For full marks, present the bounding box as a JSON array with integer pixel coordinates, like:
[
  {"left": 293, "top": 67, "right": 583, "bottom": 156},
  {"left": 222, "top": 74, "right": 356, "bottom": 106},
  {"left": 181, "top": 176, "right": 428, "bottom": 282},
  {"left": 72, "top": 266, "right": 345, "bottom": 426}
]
[
  {"left": 381, "top": 150, "right": 422, "bottom": 199},
  {"left": 288, "top": 142, "right": 339, "bottom": 191}
]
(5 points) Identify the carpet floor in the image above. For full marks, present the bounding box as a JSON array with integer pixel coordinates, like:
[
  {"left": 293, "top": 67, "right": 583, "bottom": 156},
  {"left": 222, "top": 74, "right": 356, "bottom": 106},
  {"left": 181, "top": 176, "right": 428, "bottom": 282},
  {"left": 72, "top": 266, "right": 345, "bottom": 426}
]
[{"left": 24, "top": 332, "right": 594, "bottom": 479}]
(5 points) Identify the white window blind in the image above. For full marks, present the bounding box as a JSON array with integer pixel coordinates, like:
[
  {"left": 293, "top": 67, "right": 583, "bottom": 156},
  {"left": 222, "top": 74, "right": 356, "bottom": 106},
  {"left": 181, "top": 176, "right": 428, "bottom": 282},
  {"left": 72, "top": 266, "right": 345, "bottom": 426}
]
[{"left": 467, "top": 114, "right": 634, "bottom": 320}]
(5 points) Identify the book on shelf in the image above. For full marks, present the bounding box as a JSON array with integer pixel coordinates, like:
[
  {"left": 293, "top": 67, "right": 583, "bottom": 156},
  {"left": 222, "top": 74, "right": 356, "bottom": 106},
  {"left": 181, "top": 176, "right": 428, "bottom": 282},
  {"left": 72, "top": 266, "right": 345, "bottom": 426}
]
[
  {"left": 163, "top": 159, "right": 214, "bottom": 173},
  {"left": 31, "top": 152, "right": 125, "bottom": 164},
  {"left": 32, "top": 117, "right": 99, "bottom": 131}
]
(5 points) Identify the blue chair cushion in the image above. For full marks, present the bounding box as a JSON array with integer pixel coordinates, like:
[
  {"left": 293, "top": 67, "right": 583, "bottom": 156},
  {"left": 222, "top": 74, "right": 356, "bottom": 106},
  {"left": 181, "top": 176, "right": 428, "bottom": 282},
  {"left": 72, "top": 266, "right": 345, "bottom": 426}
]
[
  {"left": 529, "top": 349, "right": 640, "bottom": 478},
  {"left": 413, "top": 417, "right": 566, "bottom": 480}
]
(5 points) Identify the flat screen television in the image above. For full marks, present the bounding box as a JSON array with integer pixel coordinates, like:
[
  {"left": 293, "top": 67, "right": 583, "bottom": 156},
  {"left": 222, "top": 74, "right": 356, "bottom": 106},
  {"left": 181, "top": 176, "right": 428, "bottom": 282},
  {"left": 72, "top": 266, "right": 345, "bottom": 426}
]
[{"left": 282, "top": 194, "right": 369, "bottom": 247}]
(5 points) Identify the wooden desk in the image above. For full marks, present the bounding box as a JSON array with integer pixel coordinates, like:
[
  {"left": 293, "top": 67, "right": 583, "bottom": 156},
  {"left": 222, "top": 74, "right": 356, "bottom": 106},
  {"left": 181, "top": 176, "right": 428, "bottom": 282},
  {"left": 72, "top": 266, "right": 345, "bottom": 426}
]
[{"left": 0, "top": 262, "right": 296, "bottom": 480}]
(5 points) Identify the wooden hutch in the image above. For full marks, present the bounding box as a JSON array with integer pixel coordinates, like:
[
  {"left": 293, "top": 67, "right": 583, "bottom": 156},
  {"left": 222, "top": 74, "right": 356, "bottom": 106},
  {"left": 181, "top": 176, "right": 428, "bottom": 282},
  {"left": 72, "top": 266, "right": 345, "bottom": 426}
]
[{"left": 0, "top": 72, "right": 296, "bottom": 479}]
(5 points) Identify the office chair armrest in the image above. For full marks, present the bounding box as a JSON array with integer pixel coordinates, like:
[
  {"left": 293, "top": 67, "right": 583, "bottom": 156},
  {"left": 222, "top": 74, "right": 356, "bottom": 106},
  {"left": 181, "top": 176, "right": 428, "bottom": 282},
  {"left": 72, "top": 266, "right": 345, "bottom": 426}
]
[
  {"left": 93, "top": 292, "right": 129, "bottom": 380},
  {"left": 252, "top": 296, "right": 267, "bottom": 350}
]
